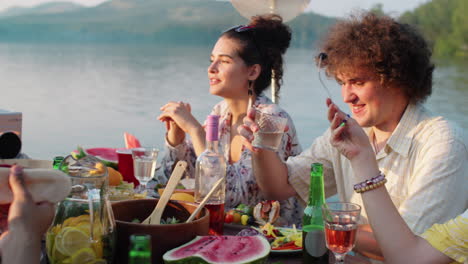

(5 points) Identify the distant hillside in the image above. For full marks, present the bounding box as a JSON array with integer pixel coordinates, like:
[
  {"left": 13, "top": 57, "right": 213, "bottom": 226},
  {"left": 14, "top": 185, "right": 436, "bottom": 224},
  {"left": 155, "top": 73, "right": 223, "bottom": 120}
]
[
  {"left": 0, "top": 0, "right": 335, "bottom": 48},
  {"left": 400, "top": 0, "right": 467, "bottom": 58},
  {"left": 0, "top": 2, "right": 84, "bottom": 17}
]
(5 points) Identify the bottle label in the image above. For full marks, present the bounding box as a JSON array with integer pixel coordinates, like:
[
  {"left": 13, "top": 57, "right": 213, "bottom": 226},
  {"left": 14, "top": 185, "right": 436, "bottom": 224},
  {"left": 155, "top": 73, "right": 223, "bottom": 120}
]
[{"left": 304, "top": 229, "right": 327, "bottom": 257}]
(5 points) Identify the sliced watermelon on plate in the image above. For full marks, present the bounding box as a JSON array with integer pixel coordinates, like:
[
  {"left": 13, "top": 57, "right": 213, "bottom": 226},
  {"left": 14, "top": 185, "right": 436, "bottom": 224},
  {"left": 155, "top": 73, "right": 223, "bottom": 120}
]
[
  {"left": 124, "top": 132, "right": 141, "bottom": 149},
  {"left": 163, "top": 235, "right": 270, "bottom": 264},
  {"left": 72, "top": 146, "right": 120, "bottom": 169}
]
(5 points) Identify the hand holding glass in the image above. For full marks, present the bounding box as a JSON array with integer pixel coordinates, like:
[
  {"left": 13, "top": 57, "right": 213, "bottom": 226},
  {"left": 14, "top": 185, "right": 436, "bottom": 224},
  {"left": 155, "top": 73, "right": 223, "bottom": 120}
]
[
  {"left": 132, "top": 147, "right": 159, "bottom": 194},
  {"left": 322, "top": 202, "right": 361, "bottom": 263},
  {"left": 252, "top": 109, "right": 288, "bottom": 151}
]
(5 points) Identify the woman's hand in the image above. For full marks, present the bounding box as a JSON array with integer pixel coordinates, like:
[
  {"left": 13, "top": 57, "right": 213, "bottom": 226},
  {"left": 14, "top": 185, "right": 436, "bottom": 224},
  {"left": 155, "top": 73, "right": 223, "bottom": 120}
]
[
  {"left": 158, "top": 101, "right": 202, "bottom": 146},
  {"left": 237, "top": 107, "right": 259, "bottom": 152},
  {"left": 326, "top": 98, "right": 373, "bottom": 162}
]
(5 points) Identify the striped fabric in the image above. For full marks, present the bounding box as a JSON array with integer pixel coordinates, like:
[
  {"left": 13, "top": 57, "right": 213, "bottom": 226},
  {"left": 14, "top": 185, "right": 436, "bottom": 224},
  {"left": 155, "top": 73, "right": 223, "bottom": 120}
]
[
  {"left": 287, "top": 103, "right": 468, "bottom": 236},
  {"left": 421, "top": 209, "right": 468, "bottom": 264}
]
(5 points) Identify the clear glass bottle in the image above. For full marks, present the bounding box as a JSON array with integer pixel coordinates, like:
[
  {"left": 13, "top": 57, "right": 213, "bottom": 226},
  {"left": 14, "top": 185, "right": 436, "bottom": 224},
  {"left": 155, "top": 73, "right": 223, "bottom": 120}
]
[
  {"left": 128, "top": 234, "right": 151, "bottom": 264},
  {"left": 46, "top": 155, "right": 116, "bottom": 264},
  {"left": 194, "top": 115, "right": 226, "bottom": 235},
  {"left": 302, "top": 163, "right": 329, "bottom": 263}
]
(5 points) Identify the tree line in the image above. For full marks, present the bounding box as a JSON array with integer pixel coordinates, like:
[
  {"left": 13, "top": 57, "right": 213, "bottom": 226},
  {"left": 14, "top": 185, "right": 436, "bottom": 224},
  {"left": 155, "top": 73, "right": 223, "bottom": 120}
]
[{"left": 399, "top": 0, "right": 467, "bottom": 59}]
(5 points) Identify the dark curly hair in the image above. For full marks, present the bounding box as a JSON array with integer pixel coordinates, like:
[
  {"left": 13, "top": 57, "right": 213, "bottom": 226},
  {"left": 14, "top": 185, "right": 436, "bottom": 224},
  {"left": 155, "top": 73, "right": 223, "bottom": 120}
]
[
  {"left": 318, "top": 12, "right": 434, "bottom": 103},
  {"left": 222, "top": 14, "right": 291, "bottom": 99}
]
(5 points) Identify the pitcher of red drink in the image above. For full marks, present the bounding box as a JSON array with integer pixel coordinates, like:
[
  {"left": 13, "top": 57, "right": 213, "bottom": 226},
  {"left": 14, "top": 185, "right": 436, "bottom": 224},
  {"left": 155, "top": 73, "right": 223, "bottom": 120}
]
[{"left": 194, "top": 115, "right": 226, "bottom": 235}]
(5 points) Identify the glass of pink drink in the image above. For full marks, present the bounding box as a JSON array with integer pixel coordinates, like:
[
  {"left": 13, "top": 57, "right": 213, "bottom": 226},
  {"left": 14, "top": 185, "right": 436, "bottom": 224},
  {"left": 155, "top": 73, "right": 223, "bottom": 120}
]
[{"left": 322, "top": 202, "right": 361, "bottom": 263}]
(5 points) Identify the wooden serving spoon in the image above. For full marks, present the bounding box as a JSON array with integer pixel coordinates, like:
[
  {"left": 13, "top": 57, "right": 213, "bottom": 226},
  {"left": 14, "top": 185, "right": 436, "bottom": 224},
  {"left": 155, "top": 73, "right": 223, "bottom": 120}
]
[
  {"left": 186, "top": 177, "right": 224, "bottom": 223},
  {"left": 142, "top": 160, "right": 187, "bottom": 225}
]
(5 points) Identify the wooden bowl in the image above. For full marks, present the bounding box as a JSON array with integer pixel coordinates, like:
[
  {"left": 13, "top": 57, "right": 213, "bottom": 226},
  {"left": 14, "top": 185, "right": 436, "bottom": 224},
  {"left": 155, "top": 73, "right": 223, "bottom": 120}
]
[{"left": 111, "top": 198, "right": 209, "bottom": 263}]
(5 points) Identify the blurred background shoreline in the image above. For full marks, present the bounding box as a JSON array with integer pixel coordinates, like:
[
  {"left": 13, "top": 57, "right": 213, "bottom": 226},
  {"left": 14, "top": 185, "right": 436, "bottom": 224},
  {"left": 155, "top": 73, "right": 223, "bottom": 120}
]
[{"left": 0, "top": 0, "right": 466, "bottom": 160}]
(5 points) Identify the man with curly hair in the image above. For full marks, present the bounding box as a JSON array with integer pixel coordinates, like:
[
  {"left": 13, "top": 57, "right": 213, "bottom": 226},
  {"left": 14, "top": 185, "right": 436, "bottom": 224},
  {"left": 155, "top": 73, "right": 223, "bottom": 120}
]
[{"left": 239, "top": 12, "right": 467, "bottom": 262}]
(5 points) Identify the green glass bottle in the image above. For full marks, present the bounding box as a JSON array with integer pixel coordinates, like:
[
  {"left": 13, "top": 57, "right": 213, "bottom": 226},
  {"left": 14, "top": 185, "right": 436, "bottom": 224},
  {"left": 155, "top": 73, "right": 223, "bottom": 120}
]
[
  {"left": 128, "top": 234, "right": 151, "bottom": 264},
  {"left": 302, "top": 163, "right": 328, "bottom": 263},
  {"left": 52, "top": 156, "right": 64, "bottom": 170}
]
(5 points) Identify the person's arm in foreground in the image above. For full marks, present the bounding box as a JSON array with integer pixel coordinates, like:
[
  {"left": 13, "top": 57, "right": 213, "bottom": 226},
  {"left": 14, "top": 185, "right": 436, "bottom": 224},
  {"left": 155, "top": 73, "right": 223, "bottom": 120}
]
[
  {"left": 238, "top": 107, "right": 296, "bottom": 200},
  {"left": 0, "top": 165, "right": 55, "bottom": 264},
  {"left": 327, "top": 99, "right": 453, "bottom": 264},
  {"left": 158, "top": 101, "right": 206, "bottom": 156}
]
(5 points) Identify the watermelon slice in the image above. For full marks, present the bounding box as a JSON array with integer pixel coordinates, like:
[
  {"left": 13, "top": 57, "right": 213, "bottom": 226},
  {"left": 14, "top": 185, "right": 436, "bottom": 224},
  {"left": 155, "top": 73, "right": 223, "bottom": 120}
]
[
  {"left": 72, "top": 146, "right": 119, "bottom": 170},
  {"left": 163, "top": 236, "right": 270, "bottom": 264},
  {"left": 124, "top": 132, "right": 141, "bottom": 149}
]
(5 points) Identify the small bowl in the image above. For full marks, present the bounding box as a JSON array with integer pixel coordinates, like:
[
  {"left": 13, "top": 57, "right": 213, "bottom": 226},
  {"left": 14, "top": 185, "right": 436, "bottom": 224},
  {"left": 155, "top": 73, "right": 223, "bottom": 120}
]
[{"left": 112, "top": 199, "right": 209, "bottom": 263}]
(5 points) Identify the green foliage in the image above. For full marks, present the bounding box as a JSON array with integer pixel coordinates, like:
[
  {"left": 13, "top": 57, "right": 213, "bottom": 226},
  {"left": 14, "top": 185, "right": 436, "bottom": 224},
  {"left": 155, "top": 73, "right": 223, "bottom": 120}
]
[
  {"left": 369, "top": 3, "right": 385, "bottom": 17},
  {"left": 0, "top": 0, "right": 335, "bottom": 48},
  {"left": 161, "top": 217, "right": 180, "bottom": 225},
  {"left": 399, "top": 0, "right": 467, "bottom": 58}
]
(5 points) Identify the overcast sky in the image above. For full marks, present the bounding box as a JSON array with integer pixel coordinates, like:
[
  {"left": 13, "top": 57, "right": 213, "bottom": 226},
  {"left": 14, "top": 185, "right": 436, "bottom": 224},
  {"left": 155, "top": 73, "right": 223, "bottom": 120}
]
[{"left": 0, "top": 0, "right": 429, "bottom": 17}]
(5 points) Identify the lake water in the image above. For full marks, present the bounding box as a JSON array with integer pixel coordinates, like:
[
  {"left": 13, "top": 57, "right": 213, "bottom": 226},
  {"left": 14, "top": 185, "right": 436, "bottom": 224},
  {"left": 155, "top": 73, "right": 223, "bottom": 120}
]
[{"left": 1, "top": 43, "right": 467, "bottom": 160}]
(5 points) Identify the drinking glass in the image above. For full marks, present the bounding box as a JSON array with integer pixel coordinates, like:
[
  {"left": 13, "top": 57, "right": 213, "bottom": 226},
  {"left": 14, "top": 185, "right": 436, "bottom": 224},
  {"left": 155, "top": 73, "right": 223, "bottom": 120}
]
[
  {"left": 322, "top": 202, "right": 361, "bottom": 263},
  {"left": 252, "top": 109, "right": 288, "bottom": 151},
  {"left": 131, "top": 147, "right": 159, "bottom": 195}
]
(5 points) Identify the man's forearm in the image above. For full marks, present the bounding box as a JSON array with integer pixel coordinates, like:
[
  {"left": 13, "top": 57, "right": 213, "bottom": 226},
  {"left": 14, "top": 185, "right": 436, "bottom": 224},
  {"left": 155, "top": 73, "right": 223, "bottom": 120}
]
[
  {"left": 354, "top": 224, "right": 384, "bottom": 261},
  {"left": 251, "top": 149, "right": 296, "bottom": 200},
  {"left": 1, "top": 233, "right": 42, "bottom": 264}
]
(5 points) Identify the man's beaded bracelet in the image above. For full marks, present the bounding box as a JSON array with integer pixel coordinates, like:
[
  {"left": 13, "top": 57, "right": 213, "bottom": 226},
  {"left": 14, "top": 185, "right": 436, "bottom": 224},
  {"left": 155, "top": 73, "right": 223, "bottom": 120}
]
[{"left": 353, "top": 172, "right": 387, "bottom": 193}]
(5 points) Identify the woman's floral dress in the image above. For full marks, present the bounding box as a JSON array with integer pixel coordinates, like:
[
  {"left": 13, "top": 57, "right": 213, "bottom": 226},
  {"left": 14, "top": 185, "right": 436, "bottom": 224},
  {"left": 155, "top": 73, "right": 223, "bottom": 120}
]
[{"left": 161, "top": 95, "right": 303, "bottom": 226}]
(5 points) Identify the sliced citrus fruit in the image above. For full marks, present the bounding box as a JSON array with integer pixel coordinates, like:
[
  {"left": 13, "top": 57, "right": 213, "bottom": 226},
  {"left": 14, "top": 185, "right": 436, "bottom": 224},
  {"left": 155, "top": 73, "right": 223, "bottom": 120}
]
[
  {"left": 90, "top": 162, "right": 106, "bottom": 176},
  {"left": 56, "top": 227, "right": 92, "bottom": 256},
  {"left": 64, "top": 214, "right": 90, "bottom": 227},
  {"left": 52, "top": 245, "right": 68, "bottom": 263},
  {"left": 92, "top": 239, "right": 104, "bottom": 259},
  {"left": 70, "top": 247, "right": 96, "bottom": 264},
  {"left": 76, "top": 223, "right": 91, "bottom": 236},
  {"left": 170, "top": 192, "right": 195, "bottom": 202},
  {"left": 108, "top": 167, "right": 123, "bottom": 186}
]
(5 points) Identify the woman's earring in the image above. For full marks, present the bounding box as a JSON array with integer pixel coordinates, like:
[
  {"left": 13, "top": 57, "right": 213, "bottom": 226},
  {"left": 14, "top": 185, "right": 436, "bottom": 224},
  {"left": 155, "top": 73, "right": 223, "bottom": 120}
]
[{"left": 248, "top": 80, "right": 254, "bottom": 107}]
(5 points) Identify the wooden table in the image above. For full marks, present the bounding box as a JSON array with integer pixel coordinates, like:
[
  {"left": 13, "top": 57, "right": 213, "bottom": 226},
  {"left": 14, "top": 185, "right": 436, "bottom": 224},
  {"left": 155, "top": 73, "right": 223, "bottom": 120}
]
[
  {"left": 223, "top": 224, "right": 371, "bottom": 264},
  {"left": 41, "top": 225, "right": 370, "bottom": 264}
]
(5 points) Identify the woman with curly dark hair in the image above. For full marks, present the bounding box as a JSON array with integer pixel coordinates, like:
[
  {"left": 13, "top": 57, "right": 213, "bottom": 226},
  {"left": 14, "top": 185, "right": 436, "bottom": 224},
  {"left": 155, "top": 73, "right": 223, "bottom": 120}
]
[
  {"left": 239, "top": 12, "right": 467, "bottom": 262},
  {"left": 159, "top": 15, "right": 303, "bottom": 227}
]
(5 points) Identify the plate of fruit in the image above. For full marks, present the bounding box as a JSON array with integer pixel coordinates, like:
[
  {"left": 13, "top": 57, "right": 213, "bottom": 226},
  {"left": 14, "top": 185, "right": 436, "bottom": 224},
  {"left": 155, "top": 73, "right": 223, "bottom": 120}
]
[
  {"left": 256, "top": 223, "right": 302, "bottom": 253},
  {"left": 224, "top": 203, "right": 256, "bottom": 226}
]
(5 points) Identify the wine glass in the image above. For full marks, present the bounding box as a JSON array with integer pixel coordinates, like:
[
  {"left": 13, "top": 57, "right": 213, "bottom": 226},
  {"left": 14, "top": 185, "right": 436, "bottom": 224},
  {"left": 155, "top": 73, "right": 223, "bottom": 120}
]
[
  {"left": 322, "top": 202, "right": 361, "bottom": 263},
  {"left": 131, "top": 147, "right": 159, "bottom": 196}
]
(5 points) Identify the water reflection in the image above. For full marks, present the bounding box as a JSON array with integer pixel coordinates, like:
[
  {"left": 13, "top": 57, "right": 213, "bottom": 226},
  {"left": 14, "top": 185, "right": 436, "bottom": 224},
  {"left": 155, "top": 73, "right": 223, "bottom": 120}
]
[{"left": 0, "top": 44, "right": 466, "bottom": 159}]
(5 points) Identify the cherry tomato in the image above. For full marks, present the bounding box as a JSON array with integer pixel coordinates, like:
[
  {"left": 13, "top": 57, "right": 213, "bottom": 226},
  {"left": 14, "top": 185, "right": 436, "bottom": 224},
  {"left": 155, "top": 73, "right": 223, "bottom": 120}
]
[{"left": 224, "top": 213, "right": 233, "bottom": 223}]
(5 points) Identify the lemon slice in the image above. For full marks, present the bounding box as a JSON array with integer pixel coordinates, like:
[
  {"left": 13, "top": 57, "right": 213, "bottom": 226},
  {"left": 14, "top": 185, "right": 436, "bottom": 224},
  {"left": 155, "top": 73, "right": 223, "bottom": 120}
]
[
  {"left": 56, "top": 227, "right": 92, "bottom": 256},
  {"left": 63, "top": 214, "right": 90, "bottom": 228},
  {"left": 92, "top": 239, "right": 104, "bottom": 258},
  {"left": 170, "top": 192, "right": 195, "bottom": 202},
  {"left": 70, "top": 247, "right": 96, "bottom": 264},
  {"left": 76, "top": 223, "right": 91, "bottom": 236}
]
